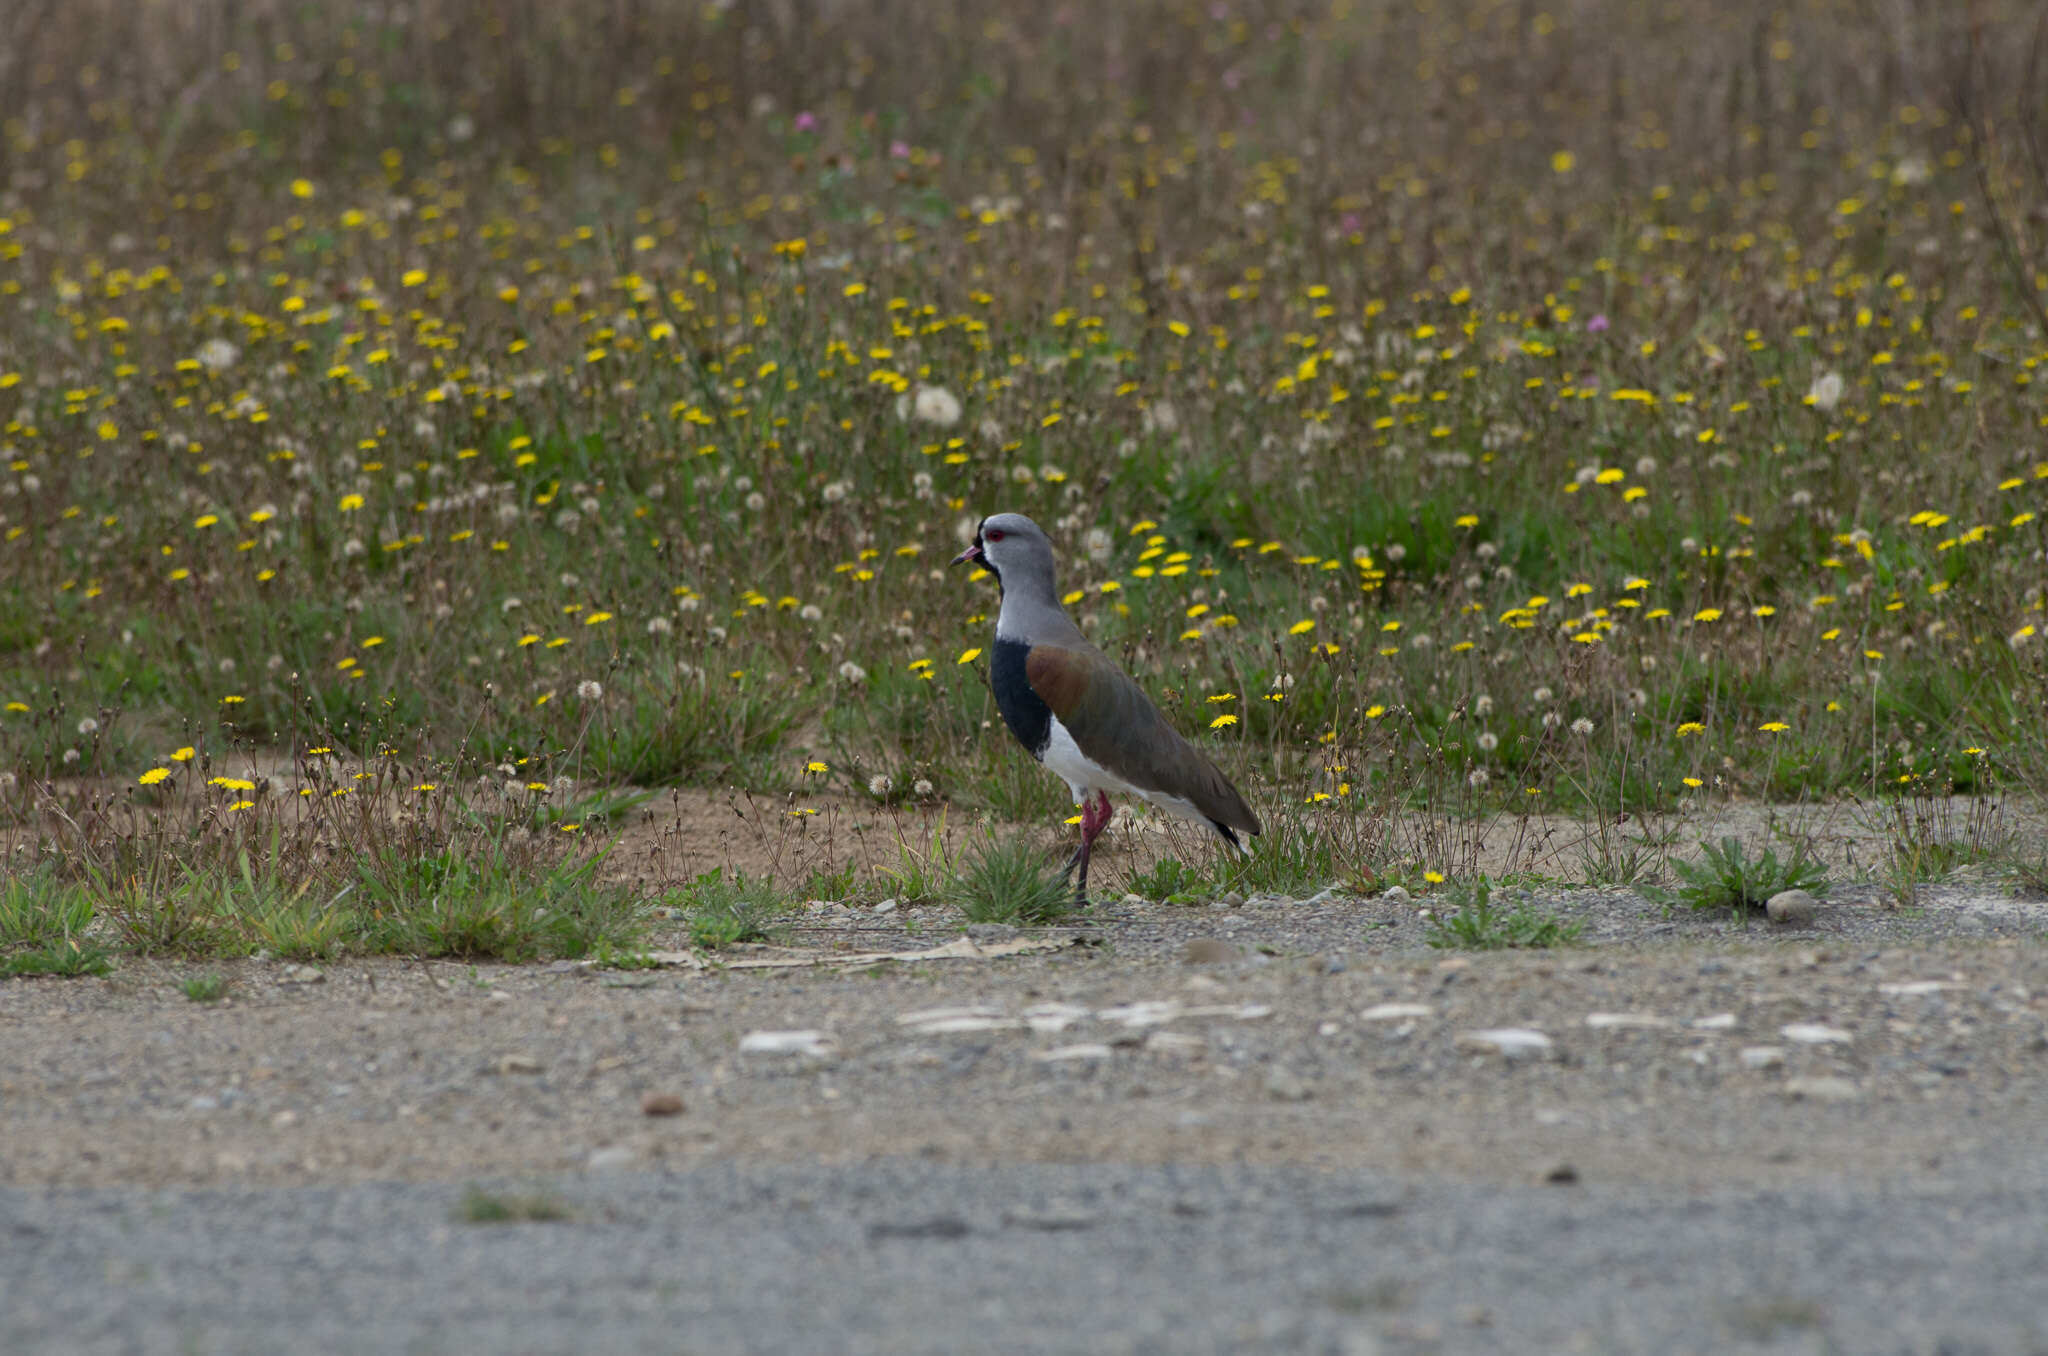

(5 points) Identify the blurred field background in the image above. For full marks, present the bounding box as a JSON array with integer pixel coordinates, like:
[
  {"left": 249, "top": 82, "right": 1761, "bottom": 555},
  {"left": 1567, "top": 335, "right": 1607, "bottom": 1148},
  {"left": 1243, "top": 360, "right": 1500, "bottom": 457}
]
[{"left": 3, "top": 0, "right": 2048, "bottom": 961}]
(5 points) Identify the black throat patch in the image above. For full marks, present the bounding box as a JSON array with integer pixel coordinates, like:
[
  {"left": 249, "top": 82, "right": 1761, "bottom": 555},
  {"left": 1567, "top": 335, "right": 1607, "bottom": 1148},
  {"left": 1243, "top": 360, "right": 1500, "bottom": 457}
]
[{"left": 990, "top": 638, "right": 1051, "bottom": 759}]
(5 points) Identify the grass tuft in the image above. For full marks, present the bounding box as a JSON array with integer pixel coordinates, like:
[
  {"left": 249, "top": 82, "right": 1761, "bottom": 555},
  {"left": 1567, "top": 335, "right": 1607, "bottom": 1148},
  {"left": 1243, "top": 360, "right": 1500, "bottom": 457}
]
[
  {"left": 948, "top": 836, "right": 1076, "bottom": 926},
  {"left": 1643, "top": 837, "right": 1830, "bottom": 914},
  {"left": 1425, "top": 879, "right": 1583, "bottom": 950}
]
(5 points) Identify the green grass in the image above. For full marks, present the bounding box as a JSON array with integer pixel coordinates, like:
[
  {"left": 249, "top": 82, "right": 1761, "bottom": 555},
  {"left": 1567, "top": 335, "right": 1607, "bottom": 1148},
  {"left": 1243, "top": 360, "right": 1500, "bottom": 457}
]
[
  {"left": 0, "top": 871, "right": 114, "bottom": 978},
  {"left": 0, "top": 0, "right": 2043, "bottom": 934},
  {"left": 668, "top": 870, "right": 788, "bottom": 950},
  {"left": 180, "top": 973, "right": 228, "bottom": 1002},
  {"left": 1642, "top": 837, "right": 1831, "bottom": 914},
  {"left": 947, "top": 836, "right": 1076, "bottom": 926},
  {"left": 1425, "top": 880, "right": 1584, "bottom": 951},
  {"left": 455, "top": 1188, "right": 572, "bottom": 1225}
]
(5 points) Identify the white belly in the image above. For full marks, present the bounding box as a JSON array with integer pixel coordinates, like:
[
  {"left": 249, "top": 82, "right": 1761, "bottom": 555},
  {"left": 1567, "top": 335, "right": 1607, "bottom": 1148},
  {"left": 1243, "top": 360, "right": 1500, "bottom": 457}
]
[{"left": 1040, "top": 716, "right": 1209, "bottom": 826}]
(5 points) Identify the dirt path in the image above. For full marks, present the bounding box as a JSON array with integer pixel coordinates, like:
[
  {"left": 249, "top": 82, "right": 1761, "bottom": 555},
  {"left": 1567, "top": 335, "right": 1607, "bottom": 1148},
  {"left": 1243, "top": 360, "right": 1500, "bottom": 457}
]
[{"left": 6, "top": 880, "right": 2047, "bottom": 1352}]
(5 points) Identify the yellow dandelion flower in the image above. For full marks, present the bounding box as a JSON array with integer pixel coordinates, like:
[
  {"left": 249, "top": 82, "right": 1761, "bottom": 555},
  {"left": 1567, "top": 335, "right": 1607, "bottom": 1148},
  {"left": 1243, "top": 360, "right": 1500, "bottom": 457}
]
[
  {"left": 1209, "top": 714, "right": 1239, "bottom": 729},
  {"left": 1759, "top": 721, "right": 1790, "bottom": 733},
  {"left": 138, "top": 768, "right": 171, "bottom": 786},
  {"left": 584, "top": 611, "right": 613, "bottom": 625},
  {"left": 1676, "top": 722, "right": 1704, "bottom": 736},
  {"left": 1289, "top": 619, "right": 1316, "bottom": 635},
  {"left": 171, "top": 747, "right": 196, "bottom": 762},
  {"left": 1693, "top": 608, "right": 1723, "bottom": 622},
  {"left": 958, "top": 647, "right": 983, "bottom": 664}
]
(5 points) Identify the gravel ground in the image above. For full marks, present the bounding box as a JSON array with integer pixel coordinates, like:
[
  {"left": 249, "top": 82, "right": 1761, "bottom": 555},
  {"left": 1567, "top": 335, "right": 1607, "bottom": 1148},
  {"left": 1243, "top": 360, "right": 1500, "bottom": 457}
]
[{"left": 5, "top": 877, "right": 2047, "bottom": 1352}]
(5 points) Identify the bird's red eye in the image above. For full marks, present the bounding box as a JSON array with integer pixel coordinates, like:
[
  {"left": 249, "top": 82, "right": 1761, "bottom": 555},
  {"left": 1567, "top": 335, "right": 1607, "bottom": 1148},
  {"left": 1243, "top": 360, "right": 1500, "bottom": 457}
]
[{"left": 984, "top": 529, "right": 1006, "bottom": 542}]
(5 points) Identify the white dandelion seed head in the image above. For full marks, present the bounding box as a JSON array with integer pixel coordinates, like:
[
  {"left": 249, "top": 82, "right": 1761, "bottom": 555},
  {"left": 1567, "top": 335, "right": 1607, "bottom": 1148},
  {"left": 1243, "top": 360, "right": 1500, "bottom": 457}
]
[
  {"left": 1474, "top": 695, "right": 1494, "bottom": 717},
  {"left": 1808, "top": 370, "right": 1846, "bottom": 412},
  {"left": 62, "top": 748, "right": 81, "bottom": 765},
  {"left": 868, "top": 774, "right": 894, "bottom": 797},
  {"left": 911, "top": 471, "right": 934, "bottom": 497},
  {"left": 799, "top": 604, "right": 823, "bottom": 622},
  {"left": 1084, "top": 527, "right": 1114, "bottom": 563},
  {"left": 552, "top": 776, "right": 575, "bottom": 796},
  {"left": 707, "top": 625, "right": 728, "bottom": 644},
  {"left": 195, "top": 338, "right": 240, "bottom": 372},
  {"left": 1474, "top": 542, "right": 1498, "bottom": 561},
  {"left": 1467, "top": 768, "right": 1490, "bottom": 788},
  {"left": 77, "top": 717, "right": 99, "bottom": 736},
  {"left": 677, "top": 594, "right": 701, "bottom": 613},
  {"left": 912, "top": 385, "right": 963, "bottom": 427},
  {"left": 341, "top": 538, "right": 365, "bottom": 558},
  {"left": 1634, "top": 455, "right": 1659, "bottom": 477},
  {"left": 1383, "top": 543, "right": 1407, "bottom": 563},
  {"left": 1010, "top": 464, "right": 1036, "bottom": 485},
  {"left": 1532, "top": 686, "right": 1554, "bottom": 704},
  {"left": 1477, "top": 731, "right": 1499, "bottom": 752},
  {"left": 837, "top": 661, "right": 868, "bottom": 684},
  {"left": 1142, "top": 400, "right": 1180, "bottom": 435},
  {"left": 218, "top": 657, "right": 236, "bottom": 674},
  {"left": 558, "top": 572, "right": 581, "bottom": 589},
  {"left": 821, "top": 480, "right": 851, "bottom": 505},
  {"left": 745, "top": 492, "right": 766, "bottom": 512},
  {"left": 912, "top": 778, "right": 935, "bottom": 797},
  {"left": 1574, "top": 464, "right": 1601, "bottom": 486},
  {"left": 1542, "top": 711, "right": 1564, "bottom": 729},
  {"left": 647, "top": 616, "right": 673, "bottom": 635},
  {"left": 1571, "top": 717, "right": 1596, "bottom": 736},
  {"left": 576, "top": 680, "right": 603, "bottom": 701}
]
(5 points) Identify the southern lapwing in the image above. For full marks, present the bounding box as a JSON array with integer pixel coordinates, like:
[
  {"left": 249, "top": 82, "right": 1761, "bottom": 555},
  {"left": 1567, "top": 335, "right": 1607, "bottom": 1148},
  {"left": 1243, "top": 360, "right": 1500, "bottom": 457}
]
[{"left": 951, "top": 512, "right": 1261, "bottom": 903}]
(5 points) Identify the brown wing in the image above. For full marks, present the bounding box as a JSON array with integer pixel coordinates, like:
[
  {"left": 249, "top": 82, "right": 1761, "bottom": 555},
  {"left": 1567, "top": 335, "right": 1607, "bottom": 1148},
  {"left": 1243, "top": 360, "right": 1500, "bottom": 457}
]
[{"left": 1024, "top": 644, "right": 1261, "bottom": 837}]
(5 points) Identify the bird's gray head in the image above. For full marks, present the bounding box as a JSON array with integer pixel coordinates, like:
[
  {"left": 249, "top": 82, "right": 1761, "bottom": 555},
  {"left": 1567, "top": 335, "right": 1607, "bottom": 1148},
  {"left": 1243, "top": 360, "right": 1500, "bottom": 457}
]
[{"left": 950, "top": 512, "right": 1059, "bottom": 598}]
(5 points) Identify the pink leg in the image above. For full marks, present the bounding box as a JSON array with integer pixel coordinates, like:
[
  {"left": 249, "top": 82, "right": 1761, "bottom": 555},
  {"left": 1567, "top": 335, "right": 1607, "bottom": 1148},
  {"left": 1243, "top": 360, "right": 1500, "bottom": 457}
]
[{"left": 1072, "top": 792, "right": 1114, "bottom": 903}]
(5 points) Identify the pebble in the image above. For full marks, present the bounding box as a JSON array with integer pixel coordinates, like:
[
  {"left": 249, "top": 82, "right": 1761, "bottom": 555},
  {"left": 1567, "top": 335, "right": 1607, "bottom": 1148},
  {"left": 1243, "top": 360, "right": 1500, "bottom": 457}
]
[
  {"left": 585, "top": 1145, "right": 642, "bottom": 1172},
  {"left": 1359, "top": 1002, "right": 1433, "bottom": 1022},
  {"left": 1584, "top": 1012, "right": 1669, "bottom": 1029},
  {"left": 1781, "top": 1022, "right": 1853, "bottom": 1045},
  {"left": 1542, "top": 1163, "right": 1579, "bottom": 1185},
  {"left": 739, "top": 1030, "right": 837, "bottom": 1059},
  {"left": 641, "top": 1092, "right": 686, "bottom": 1117},
  {"left": 493, "top": 1054, "right": 543, "bottom": 1075},
  {"left": 1458, "top": 1028, "right": 1555, "bottom": 1061},
  {"left": 1305, "top": 886, "right": 1348, "bottom": 907},
  {"left": 1182, "top": 938, "right": 1243, "bottom": 966},
  {"left": 279, "top": 965, "right": 325, "bottom": 985},
  {"left": 1032, "top": 1043, "right": 1113, "bottom": 1062},
  {"left": 1219, "top": 892, "right": 1245, "bottom": 908},
  {"left": 1381, "top": 886, "right": 1411, "bottom": 904},
  {"left": 1783, "top": 1075, "right": 1862, "bottom": 1102},
  {"left": 873, "top": 897, "right": 900, "bottom": 915},
  {"left": 1766, "top": 889, "right": 1818, "bottom": 926},
  {"left": 1739, "top": 1046, "right": 1787, "bottom": 1070},
  {"left": 1264, "top": 1068, "right": 1313, "bottom": 1101}
]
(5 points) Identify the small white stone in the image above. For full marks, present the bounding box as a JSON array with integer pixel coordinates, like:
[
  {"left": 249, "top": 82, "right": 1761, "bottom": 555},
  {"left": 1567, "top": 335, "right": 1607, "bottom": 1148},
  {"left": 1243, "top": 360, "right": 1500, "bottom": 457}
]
[
  {"left": 1584, "top": 1012, "right": 1669, "bottom": 1029},
  {"left": 1458, "top": 1028, "right": 1554, "bottom": 1060},
  {"left": 1359, "top": 1002, "right": 1434, "bottom": 1022},
  {"left": 1781, "top": 1023, "right": 1853, "bottom": 1045},
  {"left": 1381, "top": 885, "right": 1411, "bottom": 904},
  {"left": 585, "top": 1145, "right": 642, "bottom": 1172},
  {"left": 1878, "top": 981, "right": 1953, "bottom": 997},
  {"left": 1766, "top": 889, "right": 1818, "bottom": 926},
  {"left": 1690, "top": 1013, "right": 1738, "bottom": 1030},
  {"left": 1032, "top": 1043, "right": 1113, "bottom": 1062},
  {"left": 1021, "top": 1002, "right": 1091, "bottom": 1033},
  {"left": 873, "top": 897, "right": 900, "bottom": 915},
  {"left": 740, "top": 1030, "right": 836, "bottom": 1058},
  {"left": 279, "top": 964, "right": 325, "bottom": 985},
  {"left": 1739, "top": 1046, "right": 1787, "bottom": 1070}
]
